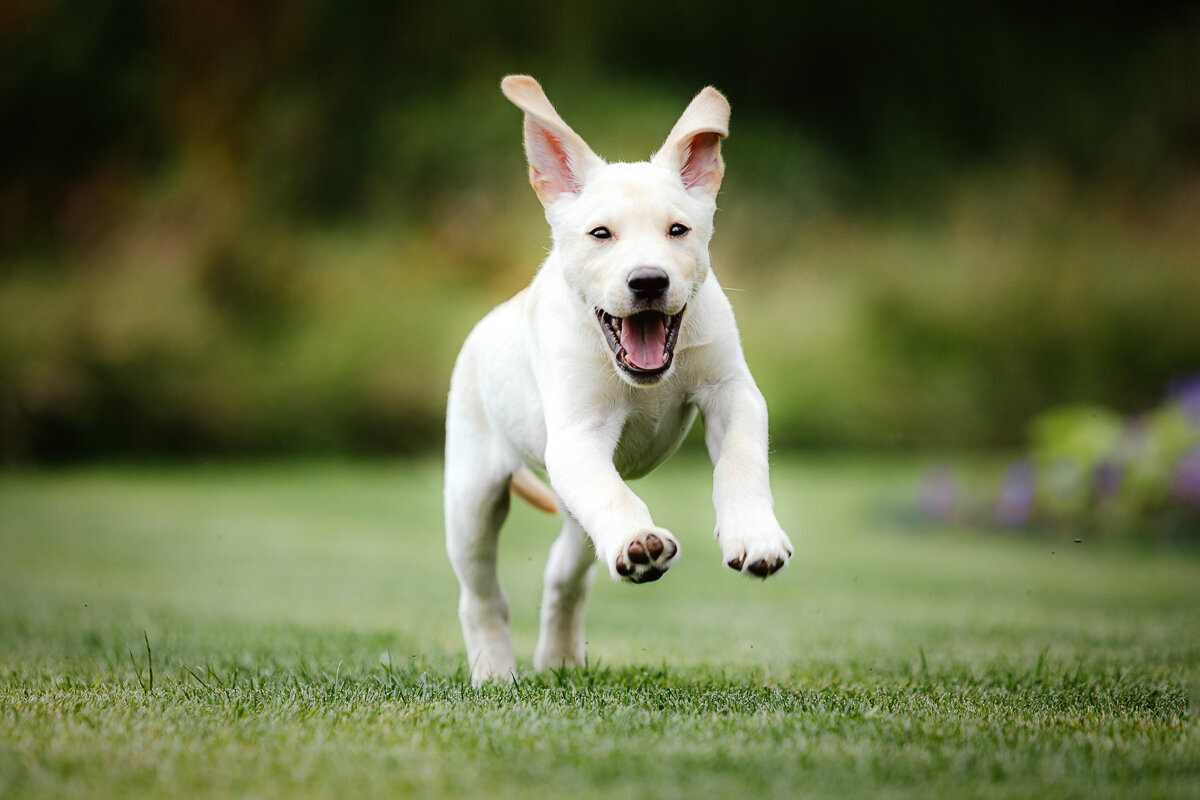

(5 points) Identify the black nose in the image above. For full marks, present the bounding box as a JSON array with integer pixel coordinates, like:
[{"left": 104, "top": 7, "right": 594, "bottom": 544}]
[{"left": 627, "top": 267, "right": 670, "bottom": 301}]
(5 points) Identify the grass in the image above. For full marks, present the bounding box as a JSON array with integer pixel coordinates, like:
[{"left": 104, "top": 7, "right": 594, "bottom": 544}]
[{"left": 1, "top": 455, "right": 1198, "bottom": 798}]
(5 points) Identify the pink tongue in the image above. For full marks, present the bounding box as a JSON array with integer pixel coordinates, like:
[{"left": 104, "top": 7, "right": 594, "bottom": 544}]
[{"left": 619, "top": 312, "right": 667, "bottom": 370}]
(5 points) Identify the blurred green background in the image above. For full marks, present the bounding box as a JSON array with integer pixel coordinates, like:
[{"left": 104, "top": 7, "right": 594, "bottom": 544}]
[{"left": 2, "top": 0, "right": 1198, "bottom": 462}]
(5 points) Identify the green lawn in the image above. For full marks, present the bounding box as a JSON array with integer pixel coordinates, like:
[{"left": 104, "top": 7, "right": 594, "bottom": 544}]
[{"left": 1, "top": 456, "right": 1197, "bottom": 798}]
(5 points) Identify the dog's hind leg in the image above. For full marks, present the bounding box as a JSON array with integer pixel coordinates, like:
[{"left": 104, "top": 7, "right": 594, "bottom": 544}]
[
  {"left": 445, "top": 453, "right": 515, "bottom": 684},
  {"left": 444, "top": 370, "right": 518, "bottom": 684},
  {"left": 533, "top": 512, "right": 596, "bottom": 672}
]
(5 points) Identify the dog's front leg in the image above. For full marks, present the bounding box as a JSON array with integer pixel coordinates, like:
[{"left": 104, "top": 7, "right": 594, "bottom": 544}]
[
  {"left": 544, "top": 422, "right": 680, "bottom": 584},
  {"left": 699, "top": 375, "right": 794, "bottom": 578}
]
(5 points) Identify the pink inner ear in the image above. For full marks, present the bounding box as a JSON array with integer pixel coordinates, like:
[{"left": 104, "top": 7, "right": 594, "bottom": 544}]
[
  {"left": 530, "top": 125, "right": 582, "bottom": 196},
  {"left": 680, "top": 132, "right": 722, "bottom": 191}
]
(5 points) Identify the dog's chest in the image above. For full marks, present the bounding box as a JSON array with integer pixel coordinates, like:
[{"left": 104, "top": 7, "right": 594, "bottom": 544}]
[{"left": 612, "top": 396, "right": 698, "bottom": 479}]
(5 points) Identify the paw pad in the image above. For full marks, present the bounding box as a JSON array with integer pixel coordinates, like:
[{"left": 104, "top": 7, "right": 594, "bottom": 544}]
[{"left": 614, "top": 530, "right": 677, "bottom": 583}]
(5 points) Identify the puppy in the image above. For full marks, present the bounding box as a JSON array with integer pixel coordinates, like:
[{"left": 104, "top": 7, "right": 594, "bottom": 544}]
[{"left": 445, "top": 76, "right": 793, "bottom": 683}]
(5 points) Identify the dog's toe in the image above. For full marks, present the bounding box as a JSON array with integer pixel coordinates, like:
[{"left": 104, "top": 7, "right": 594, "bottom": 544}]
[
  {"left": 730, "top": 552, "right": 787, "bottom": 578},
  {"left": 719, "top": 526, "right": 792, "bottom": 579},
  {"left": 627, "top": 539, "right": 650, "bottom": 564},
  {"left": 645, "top": 534, "right": 664, "bottom": 559}
]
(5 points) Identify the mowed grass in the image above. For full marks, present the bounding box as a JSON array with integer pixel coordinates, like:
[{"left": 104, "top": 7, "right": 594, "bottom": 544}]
[{"left": 1, "top": 456, "right": 1197, "bottom": 798}]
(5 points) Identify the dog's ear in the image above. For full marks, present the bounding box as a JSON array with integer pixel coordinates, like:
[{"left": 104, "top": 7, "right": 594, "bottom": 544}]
[
  {"left": 501, "top": 76, "right": 603, "bottom": 207},
  {"left": 652, "top": 87, "right": 730, "bottom": 199}
]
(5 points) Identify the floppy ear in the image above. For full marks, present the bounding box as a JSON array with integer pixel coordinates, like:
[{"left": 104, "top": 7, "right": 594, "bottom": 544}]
[
  {"left": 501, "top": 75, "right": 604, "bottom": 207},
  {"left": 651, "top": 86, "right": 730, "bottom": 199}
]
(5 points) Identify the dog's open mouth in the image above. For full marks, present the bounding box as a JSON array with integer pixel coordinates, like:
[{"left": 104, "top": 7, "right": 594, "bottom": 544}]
[{"left": 595, "top": 307, "right": 685, "bottom": 382}]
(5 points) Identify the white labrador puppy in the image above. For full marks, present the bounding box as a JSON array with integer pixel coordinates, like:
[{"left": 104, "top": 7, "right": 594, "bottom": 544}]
[{"left": 445, "top": 76, "right": 793, "bottom": 684}]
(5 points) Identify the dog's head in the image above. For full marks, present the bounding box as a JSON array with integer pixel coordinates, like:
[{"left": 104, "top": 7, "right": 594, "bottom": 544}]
[{"left": 501, "top": 76, "right": 729, "bottom": 387}]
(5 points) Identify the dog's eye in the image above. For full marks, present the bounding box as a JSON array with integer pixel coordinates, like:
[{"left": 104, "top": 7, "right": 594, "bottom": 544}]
[
  {"left": 588, "top": 227, "right": 612, "bottom": 240},
  {"left": 668, "top": 223, "right": 690, "bottom": 238}
]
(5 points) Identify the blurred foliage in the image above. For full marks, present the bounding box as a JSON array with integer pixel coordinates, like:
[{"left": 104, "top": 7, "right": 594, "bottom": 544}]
[
  {"left": 920, "top": 379, "right": 1200, "bottom": 537},
  {"left": 1, "top": 0, "right": 1199, "bottom": 460}
]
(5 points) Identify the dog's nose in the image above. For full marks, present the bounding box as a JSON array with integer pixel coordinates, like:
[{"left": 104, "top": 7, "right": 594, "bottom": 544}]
[{"left": 627, "top": 267, "right": 670, "bottom": 301}]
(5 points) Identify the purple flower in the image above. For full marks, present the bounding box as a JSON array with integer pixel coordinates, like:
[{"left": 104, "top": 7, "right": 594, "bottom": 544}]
[
  {"left": 919, "top": 465, "right": 957, "bottom": 521},
  {"left": 1093, "top": 461, "right": 1123, "bottom": 498},
  {"left": 1169, "top": 375, "right": 1200, "bottom": 427},
  {"left": 1171, "top": 446, "right": 1200, "bottom": 507},
  {"left": 994, "top": 461, "right": 1036, "bottom": 528}
]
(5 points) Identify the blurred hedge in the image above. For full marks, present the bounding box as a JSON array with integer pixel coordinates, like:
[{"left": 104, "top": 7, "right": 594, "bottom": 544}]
[{"left": 1, "top": 0, "right": 1198, "bottom": 460}]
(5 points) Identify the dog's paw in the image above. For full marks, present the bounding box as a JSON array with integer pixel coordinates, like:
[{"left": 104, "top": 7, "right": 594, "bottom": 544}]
[
  {"left": 609, "top": 527, "right": 679, "bottom": 584},
  {"left": 717, "top": 521, "right": 793, "bottom": 579}
]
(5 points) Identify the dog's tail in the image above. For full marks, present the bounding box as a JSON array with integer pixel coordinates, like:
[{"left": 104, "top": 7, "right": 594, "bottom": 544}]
[{"left": 510, "top": 467, "right": 558, "bottom": 514}]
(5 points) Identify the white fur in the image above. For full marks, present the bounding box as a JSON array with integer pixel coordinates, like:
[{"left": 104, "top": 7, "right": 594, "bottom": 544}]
[{"left": 444, "top": 76, "right": 794, "bottom": 684}]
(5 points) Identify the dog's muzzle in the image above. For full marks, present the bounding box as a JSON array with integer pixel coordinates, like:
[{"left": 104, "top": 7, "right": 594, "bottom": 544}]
[{"left": 595, "top": 306, "right": 686, "bottom": 384}]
